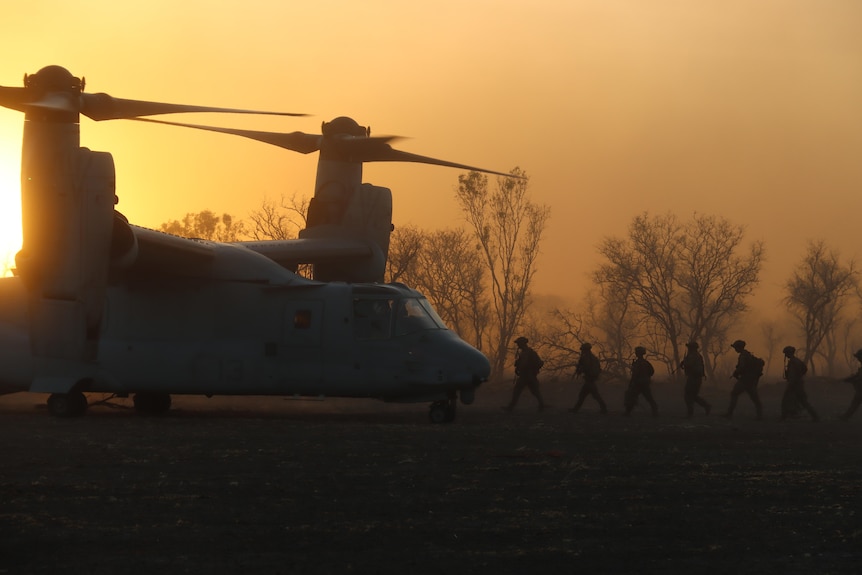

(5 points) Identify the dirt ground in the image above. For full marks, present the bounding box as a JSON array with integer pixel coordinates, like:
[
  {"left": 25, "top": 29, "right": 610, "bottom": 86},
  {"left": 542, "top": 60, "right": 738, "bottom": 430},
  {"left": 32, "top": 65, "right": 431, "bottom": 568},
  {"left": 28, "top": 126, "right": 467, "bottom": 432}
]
[{"left": 1, "top": 378, "right": 861, "bottom": 575}]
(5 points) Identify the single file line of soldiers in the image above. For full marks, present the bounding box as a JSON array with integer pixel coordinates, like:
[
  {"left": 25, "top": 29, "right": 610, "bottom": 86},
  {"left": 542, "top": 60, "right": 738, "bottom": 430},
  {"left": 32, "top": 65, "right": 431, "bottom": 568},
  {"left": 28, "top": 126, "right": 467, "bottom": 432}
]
[{"left": 503, "top": 336, "right": 862, "bottom": 420}]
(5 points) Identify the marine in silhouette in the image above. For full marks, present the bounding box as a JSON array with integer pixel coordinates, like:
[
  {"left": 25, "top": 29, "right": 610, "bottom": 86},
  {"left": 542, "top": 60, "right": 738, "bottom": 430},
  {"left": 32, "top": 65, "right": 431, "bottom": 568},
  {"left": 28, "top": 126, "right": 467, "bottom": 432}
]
[
  {"left": 625, "top": 346, "right": 658, "bottom": 417},
  {"left": 569, "top": 342, "right": 607, "bottom": 414},
  {"left": 780, "top": 346, "right": 818, "bottom": 422},
  {"left": 503, "top": 337, "right": 545, "bottom": 412},
  {"left": 840, "top": 348, "right": 862, "bottom": 420},
  {"left": 723, "top": 339, "right": 764, "bottom": 420},
  {"left": 680, "top": 341, "right": 711, "bottom": 418}
]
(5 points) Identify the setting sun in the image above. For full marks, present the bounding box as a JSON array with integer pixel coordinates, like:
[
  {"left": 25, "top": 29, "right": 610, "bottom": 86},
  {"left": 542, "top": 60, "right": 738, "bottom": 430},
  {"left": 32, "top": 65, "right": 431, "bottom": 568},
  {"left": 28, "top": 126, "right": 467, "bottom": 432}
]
[{"left": 0, "top": 135, "right": 21, "bottom": 277}]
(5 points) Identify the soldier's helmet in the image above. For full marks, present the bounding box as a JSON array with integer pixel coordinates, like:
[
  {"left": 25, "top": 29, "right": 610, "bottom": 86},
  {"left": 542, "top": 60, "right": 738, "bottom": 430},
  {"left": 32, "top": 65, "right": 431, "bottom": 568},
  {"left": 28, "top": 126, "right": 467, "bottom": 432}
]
[
  {"left": 730, "top": 339, "right": 746, "bottom": 351},
  {"left": 854, "top": 349, "right": 862, "bottom": 360},
  {"left": 782, "top": 345, "right": 796, "bottom": 356},
  {"left": 686, "top": 341, "right": 699, "bottom": 349},
  {"left": 634, "top": 346, "right": 646, "bottom": 356},
  {"left": 580, "top": 342, "right": 592, "bottom": 351},
  {"left": 515, "top": 336, "right": 528, "bottom": 345}
]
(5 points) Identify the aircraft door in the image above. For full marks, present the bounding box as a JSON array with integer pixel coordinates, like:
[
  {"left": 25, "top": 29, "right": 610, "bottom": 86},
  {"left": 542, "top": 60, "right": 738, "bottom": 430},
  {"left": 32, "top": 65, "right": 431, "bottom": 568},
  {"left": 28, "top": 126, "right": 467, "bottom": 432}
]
[
  {"left": 351, "top": 296, "right": 405, "bottom": 394},
  {"left": 276, "top": 300, "right": 324, "bottom": 390}
]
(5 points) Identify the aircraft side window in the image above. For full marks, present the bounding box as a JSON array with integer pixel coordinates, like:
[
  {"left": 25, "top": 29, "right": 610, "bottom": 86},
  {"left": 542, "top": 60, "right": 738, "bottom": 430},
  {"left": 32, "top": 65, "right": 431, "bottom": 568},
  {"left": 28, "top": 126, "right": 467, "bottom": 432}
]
[
  {"left": 294, "top": 309, "right": 312, "bottom": 329},
  {"left": 353, "top": 298, "right": 392, "bottom": 340}
]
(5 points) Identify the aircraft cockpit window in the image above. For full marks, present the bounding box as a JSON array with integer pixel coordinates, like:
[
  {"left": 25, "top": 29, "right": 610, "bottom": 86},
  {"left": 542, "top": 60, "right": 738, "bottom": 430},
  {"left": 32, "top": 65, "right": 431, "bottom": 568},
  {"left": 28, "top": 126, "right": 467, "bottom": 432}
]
[
  {"left": 417, "top": 298, "right": 448, "bottom": 329},
  {"left": 294, "top": 309, "right": 312, "bottom": 329},
  {"left": 395, "top": 298, "right": 445, "bottom": 336},
  {"left": 353, "top": 298, "right": 393, "bottom": 340}
]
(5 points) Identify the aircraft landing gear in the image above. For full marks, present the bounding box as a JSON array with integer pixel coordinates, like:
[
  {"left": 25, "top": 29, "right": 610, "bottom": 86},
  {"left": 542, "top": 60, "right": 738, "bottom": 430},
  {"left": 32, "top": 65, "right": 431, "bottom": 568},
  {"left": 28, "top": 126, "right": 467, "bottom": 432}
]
[
  {"left": 133, "top": 392, "right": 172, "bottom": 416},
  {"left": 429, "top": 397, "right": 457, "bottom": 424},
  {"left": 47, "top": 391, "right": 88, "bottom": 417}
]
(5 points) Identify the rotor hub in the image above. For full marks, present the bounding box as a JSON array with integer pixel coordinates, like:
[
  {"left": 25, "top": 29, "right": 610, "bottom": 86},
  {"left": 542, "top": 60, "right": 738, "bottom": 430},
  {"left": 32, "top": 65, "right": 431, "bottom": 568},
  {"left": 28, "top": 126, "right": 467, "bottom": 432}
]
[
  {"left": 24, "top": 65, "right": 83, "bottom": 94},
  {"left": 322, "top": 116, "right": 369, "bottom": 137}
]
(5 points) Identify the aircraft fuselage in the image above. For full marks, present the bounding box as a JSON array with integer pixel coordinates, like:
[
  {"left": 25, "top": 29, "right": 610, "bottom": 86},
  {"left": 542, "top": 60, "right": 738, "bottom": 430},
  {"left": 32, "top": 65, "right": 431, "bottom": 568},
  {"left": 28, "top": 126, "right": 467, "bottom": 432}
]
[{"left": 0, "top": 273, "right": 489, "bottom": 408}]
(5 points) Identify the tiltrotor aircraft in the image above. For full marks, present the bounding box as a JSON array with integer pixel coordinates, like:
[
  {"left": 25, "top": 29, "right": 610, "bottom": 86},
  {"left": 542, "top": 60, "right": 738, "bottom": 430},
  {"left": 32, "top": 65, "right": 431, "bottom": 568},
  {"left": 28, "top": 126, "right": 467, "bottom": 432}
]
[{"left": 0, "top": 65, "right": 514, "bottom": 422}]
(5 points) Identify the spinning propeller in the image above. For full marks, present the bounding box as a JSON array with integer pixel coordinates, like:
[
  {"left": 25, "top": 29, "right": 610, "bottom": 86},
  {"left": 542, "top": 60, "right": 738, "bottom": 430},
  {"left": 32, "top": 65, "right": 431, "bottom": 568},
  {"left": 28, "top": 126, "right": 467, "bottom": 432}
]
[
  {"left": 133, "top": 116, "right": 517, "bottom": 178},
  {"left": 1, "top": 66, "right": 515, "bottom": 179},
  {"left": 0, "top": 65, "right": 305, "bottom": 120}
]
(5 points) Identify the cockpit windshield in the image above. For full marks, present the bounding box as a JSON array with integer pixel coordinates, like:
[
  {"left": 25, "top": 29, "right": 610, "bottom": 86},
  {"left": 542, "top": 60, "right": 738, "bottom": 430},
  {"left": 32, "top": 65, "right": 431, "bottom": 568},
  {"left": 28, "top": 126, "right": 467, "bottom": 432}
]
[
  {"left": 353, "top": 295, "right": 447, "bottom": 340},
  {"left": 395, "top": 297, "right": 447, "bottom": 336}
]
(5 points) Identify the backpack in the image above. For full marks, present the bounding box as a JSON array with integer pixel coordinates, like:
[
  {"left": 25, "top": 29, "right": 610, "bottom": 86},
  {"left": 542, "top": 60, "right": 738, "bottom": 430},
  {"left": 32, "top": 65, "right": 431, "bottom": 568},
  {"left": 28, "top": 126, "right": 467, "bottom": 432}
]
[
  {"left": 530, "top": 350, "right": 545, "bottom": 373},
  {"left": 585, "top": 354, "right": 602, "bottom": 380},
  {"left": 520, "top": 348, "right": 544, "bottom": 373},
  {"left": 748, "top": 354, "right": 765, "bottom": 378}
]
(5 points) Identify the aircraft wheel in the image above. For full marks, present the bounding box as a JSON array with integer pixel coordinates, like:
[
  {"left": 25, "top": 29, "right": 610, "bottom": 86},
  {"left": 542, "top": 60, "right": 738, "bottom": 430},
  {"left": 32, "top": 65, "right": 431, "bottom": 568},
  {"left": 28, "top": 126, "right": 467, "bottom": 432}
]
[
  {"left": 133, "top": 392, "right": 172, "bottom": 416},
  {"left": 47, "top": 392, "right": 88, "bottom": 418},
  {"left": 445, "top": 400, "right": 457, "bottom": 422},
  {"left": 429, "top": 400, "right": 456, "bottom": 424},
  {"left": 429, "top": 401, "right": 450, "bottom": 424}
]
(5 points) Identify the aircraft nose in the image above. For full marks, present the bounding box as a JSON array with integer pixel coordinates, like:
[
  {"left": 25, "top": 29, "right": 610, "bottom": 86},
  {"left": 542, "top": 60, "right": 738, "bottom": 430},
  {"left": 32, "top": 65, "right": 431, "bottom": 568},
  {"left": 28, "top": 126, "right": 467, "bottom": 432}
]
[{"left": 467, "top": 344, "right": 491, "bottom": 382}]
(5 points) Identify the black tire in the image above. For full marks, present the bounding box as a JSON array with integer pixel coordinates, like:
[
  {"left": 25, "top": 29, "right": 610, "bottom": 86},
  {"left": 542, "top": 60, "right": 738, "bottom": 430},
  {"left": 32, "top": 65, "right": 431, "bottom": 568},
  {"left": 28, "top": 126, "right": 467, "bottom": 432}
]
[
  {"left": 47, "top": 392, "right": 88, "bottom": 418},
  {"left": 429, "top": 402, "right": 449, "bottom": 424},
  {"left": 429, "top": 400, "right": 457, "bottom": 424}
]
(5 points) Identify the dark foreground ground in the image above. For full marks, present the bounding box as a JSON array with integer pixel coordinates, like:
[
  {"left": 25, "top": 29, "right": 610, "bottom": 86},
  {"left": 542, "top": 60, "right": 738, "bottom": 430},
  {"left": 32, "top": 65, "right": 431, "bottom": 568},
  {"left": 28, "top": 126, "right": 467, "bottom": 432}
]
[{"left": 1, "top": 379, "right": 861, "bottom": 575}]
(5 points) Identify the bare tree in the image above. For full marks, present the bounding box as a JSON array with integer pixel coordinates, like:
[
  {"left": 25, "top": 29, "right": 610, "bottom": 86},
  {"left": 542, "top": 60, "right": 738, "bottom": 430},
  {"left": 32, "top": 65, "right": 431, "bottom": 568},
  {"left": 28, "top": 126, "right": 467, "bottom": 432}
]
[
  {"left": 385, "top": 225, "right": 423, "bottom": 284},
  {"left": 160, "top": 210, "right": 247, "bottom": 242},
  {"left": 456, "top": 168, "right": 550, "bottom": 376},
  {"left": 410, "top": 229, "right": 490, "bottom": 349},
  {"left": 784, "top": 240, "right": 858, "bottom": 376},
  {"left": 594, "top": 212, "right": 762, "bottom": 380},
  {"left": 247, "top": 193, "right": 308, "bottom": 241},
  {"left": 386, "top": 226, "right": 490, "bottom": 349},
  {"left": 677, "top": 213, "right": 764, "bottom": 379},
  {"left": 585, "top": 283, "right": 638, "bottom": 379},
  {"left": 539, "top": 308, "right": 592, "bottom": 376},
  {"left": 760, "top": 320, "right": 782, "bottom": 378},
  {"left": 595, "top": 213, "right": 686, "bottom": 370}
]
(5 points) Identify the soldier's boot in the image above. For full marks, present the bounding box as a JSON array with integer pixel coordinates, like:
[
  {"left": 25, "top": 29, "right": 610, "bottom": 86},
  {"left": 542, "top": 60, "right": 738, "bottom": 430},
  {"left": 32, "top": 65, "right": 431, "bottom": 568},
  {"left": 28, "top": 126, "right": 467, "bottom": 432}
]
[{"left": 724, "top": 395, "right": 738, "bottom": 418}]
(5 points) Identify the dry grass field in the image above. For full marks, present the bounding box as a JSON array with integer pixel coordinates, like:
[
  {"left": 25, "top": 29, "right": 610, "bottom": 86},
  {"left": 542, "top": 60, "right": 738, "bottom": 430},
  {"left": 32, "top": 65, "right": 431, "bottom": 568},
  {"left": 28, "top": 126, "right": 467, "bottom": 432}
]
[{"left": 2, "top": 378, "right": 861, "bottom": 574}]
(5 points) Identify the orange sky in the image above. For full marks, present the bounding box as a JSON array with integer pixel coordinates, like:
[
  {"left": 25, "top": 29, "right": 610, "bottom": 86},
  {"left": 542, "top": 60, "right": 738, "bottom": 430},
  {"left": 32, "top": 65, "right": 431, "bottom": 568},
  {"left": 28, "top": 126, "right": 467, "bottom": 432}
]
[{"left": 1, "top": 0, "right": 861, "bottom": 317}]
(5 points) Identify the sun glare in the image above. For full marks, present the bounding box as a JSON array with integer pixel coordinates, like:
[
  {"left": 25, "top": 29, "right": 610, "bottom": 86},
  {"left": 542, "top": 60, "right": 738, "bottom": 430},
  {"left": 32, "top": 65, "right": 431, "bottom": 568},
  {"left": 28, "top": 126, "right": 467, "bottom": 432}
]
[{"left": 0, "top": 152, "right": 21, "bottom": 277}]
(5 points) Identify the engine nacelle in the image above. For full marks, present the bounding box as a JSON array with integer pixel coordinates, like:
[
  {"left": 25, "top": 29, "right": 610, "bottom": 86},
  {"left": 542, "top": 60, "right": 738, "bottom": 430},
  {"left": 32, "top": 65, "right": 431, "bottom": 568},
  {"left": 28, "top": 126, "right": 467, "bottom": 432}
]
[
  {"left": 302, "top": 183, "right": 393, "bottom": 282},
  {"left": 18, "top": 147, "right": 115, "bottom": 360}
]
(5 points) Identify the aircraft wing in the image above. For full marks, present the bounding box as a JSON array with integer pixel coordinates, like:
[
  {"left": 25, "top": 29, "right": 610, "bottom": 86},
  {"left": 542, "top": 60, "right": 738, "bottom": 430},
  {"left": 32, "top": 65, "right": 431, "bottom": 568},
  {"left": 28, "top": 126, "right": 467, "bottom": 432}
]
[
  {"left": 130, "top": 225, "right": 215, "bottom": 271},
  {"left": 235, "top": 238, "right": 373, "bottom": 269}
]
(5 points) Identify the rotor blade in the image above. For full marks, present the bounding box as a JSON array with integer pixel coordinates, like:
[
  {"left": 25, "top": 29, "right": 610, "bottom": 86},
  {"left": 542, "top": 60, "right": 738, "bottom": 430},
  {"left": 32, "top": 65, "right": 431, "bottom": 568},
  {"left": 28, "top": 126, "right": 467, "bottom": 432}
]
[
  {"left": 81, "top": 93, "right": 307, "bottom": 121},
  {"left": 0, "top": 86, "right": 32, "bottom": 113},
  {"left": 131, "top": 117, "right": 324, "bottom": 154},
  {"left": 134, "top": 117, "right": 520, "bottom": 179},
  {"left": 342, "top": 140, "right": 522, "bottom": 179}
]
